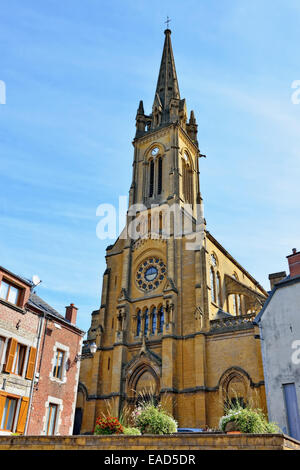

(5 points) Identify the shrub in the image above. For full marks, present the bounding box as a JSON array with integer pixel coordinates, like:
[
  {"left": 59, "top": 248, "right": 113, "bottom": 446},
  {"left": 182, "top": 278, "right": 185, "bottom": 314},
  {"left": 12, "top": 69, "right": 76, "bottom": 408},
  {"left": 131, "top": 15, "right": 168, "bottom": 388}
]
[
  {"left": 94, "top": 416, "right": 124, "bottom": 435},
  {"left": 123, "top": 427, "right": 141, "bottom": 435},
  {"left": 264, "top": 421, "right": 281, "bottom": 433},
  {"left": 219, "top": 404, "right": 281, "bottom": 434},
  {"left": 134, "top": 404, "right": 177, "bottom": 435}
]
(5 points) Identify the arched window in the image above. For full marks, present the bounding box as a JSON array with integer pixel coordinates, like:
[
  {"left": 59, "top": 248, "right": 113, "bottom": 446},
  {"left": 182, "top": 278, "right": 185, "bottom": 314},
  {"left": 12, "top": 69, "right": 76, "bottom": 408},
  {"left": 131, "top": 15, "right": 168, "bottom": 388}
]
[
  {"left": 182, "top": 153, "right": 193, "bottom": 206},
  {"left": 210, "top": 267, "right": 216, "bottom": 303},
  {"left": 232, "top": 273, "right": 239, "bottom": 315},
  {"left": 151, "top": 307, "right": 157, "bottom": 334},
  {"left": 237, "top": 295, "right": 242, "bottom": 315},
  {"left": 216, "top": 272, "right": 222, "bottom": 307},
  {"left": 158, "top": 157, "right": 162, "bottom": 195},
  {"left": 149, "top": 160, "right": 154, "bottom": 197},
  {"left": 211, "top": 254, "right": 217, "bottom": 267},
  {"left": 159, "top": 212, "right": 163, "bottom": 233},
  {"left": 144, "top": 309, "right": 149, "bottom": 336},
  {"left": 232, "top": 295, "right": 238, "bottom": 315},
  {"left": 220, "top": 370, "right": 248, "bottom": 411},
  {"left": 158, "top": 306, "right": 164, "bottom": 333},
  {"left": 148, "top": 212, "right": 151, "bottom": 237},
  {"left": 136, "top": 310, "right": 141, "bottom": 336}
]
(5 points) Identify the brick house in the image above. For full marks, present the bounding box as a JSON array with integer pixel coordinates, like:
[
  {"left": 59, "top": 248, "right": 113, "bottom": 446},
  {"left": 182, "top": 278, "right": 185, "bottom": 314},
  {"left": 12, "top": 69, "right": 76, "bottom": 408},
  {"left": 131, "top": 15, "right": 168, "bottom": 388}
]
[
  {"left": 0, "top": 265, "right": 84, "bottom": 435},
  {"left": 0, "top": 267, "right": 39, "bottom": 435}
]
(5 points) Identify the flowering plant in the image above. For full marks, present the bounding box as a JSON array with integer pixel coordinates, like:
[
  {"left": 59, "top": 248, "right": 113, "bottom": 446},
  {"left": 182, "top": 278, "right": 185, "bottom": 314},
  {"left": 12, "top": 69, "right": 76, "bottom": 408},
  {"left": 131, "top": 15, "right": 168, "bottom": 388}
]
[
  {"left": 131, "top": 406, "right": 143, "bottom": 422},
  {"left": 94, "top": 416, "right": 124, "bottom": 435},
  {"left": 219, "top": 404, "right": 280, "bottom": 434},
  {"left": 133, "top": 403, "right": 178, "bottom": 435}
]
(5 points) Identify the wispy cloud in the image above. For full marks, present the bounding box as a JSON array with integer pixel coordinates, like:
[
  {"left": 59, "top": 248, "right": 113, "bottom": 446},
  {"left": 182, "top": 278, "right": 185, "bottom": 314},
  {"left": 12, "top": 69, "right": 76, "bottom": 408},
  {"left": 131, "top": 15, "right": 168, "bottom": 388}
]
[{"left": 1, "top": 0, "right": 299, "bottom": 331}]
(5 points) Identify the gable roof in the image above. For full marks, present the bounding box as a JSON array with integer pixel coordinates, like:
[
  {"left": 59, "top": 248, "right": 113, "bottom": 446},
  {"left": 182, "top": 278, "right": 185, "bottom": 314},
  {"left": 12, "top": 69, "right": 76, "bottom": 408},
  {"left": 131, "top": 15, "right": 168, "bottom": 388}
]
[
  {"left": 254, "top": 274, "right": 300, "bottom": 324},
  {"left": 28, "top": 292, "right": 65, "bottom": 320},
  {"left": 206, "top": 232, "right": 268, "bottom": 297},
  {"left": 28, "top": 292, "right": 85, "bottom": 334}
]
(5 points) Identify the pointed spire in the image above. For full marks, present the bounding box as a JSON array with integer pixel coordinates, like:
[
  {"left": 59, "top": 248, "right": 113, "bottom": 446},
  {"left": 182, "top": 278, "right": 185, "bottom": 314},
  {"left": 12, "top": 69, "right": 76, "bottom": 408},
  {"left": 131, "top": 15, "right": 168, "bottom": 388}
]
[
  {"left": 135, "top": 100, "right": 147, "bottom": 138},
  {"left": 189, "top": 110, "right": 196, "bottom": 125},
  {"left": 153, "top": 29, "right": 180, "bottom": 113},
  {"left": 137, "top": 100, "right": 144, "bottom": 115},
  {"left": 134, "top": 29, "right": 196, "bottom": 139},
  {"left": 186, "top": 109, "right": 198, "bottom": 147}
]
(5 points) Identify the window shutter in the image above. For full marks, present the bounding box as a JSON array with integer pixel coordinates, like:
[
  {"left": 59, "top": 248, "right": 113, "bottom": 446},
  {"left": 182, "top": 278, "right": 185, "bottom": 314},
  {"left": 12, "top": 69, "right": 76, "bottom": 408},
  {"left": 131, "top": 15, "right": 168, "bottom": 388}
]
[
  {"left": 16, "top": 396, "right": 29, "bottom": 434},
  {"left": 26, "top": 347, "right": 37, "bottom": 380},
  {"left": 4, "top": 338, "right": 18, "bottom": 373}
]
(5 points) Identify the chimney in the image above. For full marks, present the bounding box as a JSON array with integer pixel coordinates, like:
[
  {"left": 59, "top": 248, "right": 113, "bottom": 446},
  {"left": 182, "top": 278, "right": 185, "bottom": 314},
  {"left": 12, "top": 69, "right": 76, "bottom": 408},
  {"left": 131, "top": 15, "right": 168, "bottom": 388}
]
[
  {"left": 287, "top": 248, "right": 300, "bottom": 278},
  {"left": 268, "top": 271, "right": 287, "bottom": 290},
  {"left": 65, "top": 303, "right": 78, "bottom": 325}
]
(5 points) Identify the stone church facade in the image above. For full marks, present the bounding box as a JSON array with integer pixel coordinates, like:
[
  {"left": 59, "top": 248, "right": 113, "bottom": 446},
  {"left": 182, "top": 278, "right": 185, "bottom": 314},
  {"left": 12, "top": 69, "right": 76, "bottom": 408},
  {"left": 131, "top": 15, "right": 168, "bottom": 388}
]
[{"left": 77, "top": 29, "right": 268, "bottom": 432}]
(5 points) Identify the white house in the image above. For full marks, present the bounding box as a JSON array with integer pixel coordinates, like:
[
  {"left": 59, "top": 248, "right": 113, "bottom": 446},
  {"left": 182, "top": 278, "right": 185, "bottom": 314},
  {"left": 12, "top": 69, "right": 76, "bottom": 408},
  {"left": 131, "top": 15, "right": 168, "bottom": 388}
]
[{"left": 255, "top": 249, "right": 300, "bottom": 440}]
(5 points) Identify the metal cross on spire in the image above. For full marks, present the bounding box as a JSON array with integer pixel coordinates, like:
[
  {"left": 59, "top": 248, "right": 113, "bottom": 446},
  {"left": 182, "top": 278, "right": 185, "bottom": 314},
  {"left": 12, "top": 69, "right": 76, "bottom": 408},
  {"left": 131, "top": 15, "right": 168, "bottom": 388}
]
[{"left": 165, "top": 16, "right": 171, "bottom": 29}]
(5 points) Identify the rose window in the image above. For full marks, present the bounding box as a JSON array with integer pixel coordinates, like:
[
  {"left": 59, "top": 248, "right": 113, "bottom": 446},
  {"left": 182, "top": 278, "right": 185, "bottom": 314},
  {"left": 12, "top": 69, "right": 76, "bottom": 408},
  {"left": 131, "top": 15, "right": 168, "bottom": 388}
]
[{"left": 135, "top": 257, "right": 166, "bottom": 292}]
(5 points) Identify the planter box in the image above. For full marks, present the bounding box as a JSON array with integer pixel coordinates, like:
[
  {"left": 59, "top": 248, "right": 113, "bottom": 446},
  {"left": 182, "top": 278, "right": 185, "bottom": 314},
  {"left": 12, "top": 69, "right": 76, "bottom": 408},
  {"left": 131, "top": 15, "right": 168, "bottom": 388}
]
[{"left": 0, "top": 434, "right": 299, "bottom": 451}]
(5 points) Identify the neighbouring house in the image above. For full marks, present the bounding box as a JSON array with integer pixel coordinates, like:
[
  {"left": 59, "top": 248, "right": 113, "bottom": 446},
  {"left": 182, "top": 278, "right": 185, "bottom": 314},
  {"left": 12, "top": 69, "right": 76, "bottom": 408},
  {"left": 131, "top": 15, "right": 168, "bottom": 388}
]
[
  {"left": 0, "top": 267, "right": 39, "bottom": 435},
  {"left": 0, "top": 265, "right": 84, "bottom": 435},
  {"left": 26, "top": 296, "right": 84, "bottom": 436},
  {"left": 254, "top": 249, "right": 300, "bottom": 440}
]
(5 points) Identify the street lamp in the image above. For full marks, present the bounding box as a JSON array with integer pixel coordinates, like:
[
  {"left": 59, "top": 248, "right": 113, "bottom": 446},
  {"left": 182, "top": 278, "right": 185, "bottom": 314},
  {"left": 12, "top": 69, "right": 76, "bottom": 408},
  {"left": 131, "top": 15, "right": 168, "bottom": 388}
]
[
  {"left": 75, "top": 341, "right": 97, "bottom": 362},
  {"left": 89, "top": 341, "right": 97, "bottom": 354}
]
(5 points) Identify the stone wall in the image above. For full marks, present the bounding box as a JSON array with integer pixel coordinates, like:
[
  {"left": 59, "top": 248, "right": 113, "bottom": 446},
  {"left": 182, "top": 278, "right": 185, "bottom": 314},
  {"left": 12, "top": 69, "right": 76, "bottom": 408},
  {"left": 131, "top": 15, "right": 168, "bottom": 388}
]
[{"left": 0, "top": 433, "right": 299, "bottom": 450}]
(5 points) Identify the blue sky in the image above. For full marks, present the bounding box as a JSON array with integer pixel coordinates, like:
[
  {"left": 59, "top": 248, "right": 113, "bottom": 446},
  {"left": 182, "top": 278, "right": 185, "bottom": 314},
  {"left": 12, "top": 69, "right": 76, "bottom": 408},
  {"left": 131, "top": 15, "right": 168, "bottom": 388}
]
[{"left": 0, "top": 0, "right": 300, "bottom": 333}]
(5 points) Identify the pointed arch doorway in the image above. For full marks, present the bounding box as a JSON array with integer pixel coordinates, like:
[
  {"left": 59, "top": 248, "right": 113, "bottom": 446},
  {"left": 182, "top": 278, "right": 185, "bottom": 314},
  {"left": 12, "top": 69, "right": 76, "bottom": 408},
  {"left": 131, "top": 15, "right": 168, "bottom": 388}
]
[
  {"left": 135, "top": 369, "right": 159, "bottom": 406},
  {"left": 124, "top": 358, "right": 161, "bottom": 409}
]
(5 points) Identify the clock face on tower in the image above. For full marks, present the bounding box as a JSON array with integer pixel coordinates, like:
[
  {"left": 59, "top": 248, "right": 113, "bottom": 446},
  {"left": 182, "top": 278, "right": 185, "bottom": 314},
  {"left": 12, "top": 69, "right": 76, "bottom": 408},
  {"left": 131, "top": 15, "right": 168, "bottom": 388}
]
[
  {"left": 151, "top": 147, "right": 159, "bottom": 156},
  {"left": 135, "top": 257, "right": 166, "bottom": 292}
]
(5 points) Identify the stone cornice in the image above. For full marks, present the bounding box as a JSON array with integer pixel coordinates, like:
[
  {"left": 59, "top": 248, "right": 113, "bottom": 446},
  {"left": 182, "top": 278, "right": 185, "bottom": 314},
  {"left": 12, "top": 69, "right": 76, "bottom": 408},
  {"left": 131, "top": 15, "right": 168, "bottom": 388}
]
[
  {"left": 132, "top": 124, "right": 174, "bottom": 146},
  {"left": 84, "top": 379, "right": 265, "bottom": 401}
]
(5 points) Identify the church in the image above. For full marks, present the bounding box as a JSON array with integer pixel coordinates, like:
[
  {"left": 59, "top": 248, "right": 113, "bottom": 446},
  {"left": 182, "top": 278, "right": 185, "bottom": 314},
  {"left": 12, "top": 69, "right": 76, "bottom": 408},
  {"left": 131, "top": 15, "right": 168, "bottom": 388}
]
[{"left": 76, "top": 28, "right": 268, "bottom": 432}]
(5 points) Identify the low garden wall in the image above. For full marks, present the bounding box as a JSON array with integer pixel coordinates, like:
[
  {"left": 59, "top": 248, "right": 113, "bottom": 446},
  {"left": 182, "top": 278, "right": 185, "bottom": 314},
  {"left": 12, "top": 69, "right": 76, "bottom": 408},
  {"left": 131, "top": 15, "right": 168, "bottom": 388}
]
[{"left": 0, "top": 433, "right": 299, "bottom": 450}]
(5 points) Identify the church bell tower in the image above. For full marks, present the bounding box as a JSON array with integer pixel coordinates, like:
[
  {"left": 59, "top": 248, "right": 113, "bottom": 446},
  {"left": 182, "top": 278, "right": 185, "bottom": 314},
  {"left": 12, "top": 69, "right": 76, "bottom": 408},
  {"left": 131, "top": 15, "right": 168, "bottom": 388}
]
[
  {"left": 77, "top": 29, "right": 268, "bottom": 433},
  {"left": 131, "top": 28, "right": 201, "bottom": 216}
]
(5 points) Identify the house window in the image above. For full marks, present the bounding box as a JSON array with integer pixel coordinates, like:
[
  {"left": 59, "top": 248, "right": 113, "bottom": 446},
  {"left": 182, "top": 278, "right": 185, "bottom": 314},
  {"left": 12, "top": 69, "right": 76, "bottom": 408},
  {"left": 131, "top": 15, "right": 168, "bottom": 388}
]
[
  {"left": 12, "top": 344, "right": 27, "bottom": 376},
  {"left": 0, "top": 280, "right": 21, "bottom": 306},
  {"left": 0, "top": 396, "right": 18, "bottom": 431},
  {"left": 46, "top": 403, "right": 58, "bottom": 435},
  {"left": 53, "top": 350, "right": 65, "bottom": 379},
  {"left": 0, "top": 336, "right": 5, "bottom": 364}
]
